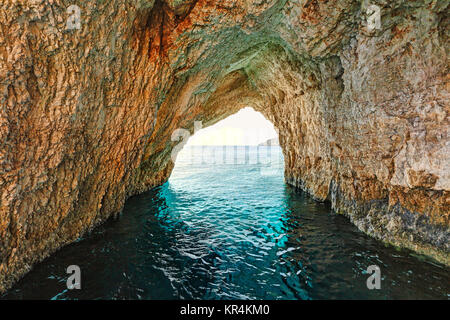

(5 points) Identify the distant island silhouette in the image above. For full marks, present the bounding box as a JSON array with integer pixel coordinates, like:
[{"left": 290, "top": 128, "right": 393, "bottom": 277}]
[{"left": 258, "top": 138, "right": 279, "bottom": 147}]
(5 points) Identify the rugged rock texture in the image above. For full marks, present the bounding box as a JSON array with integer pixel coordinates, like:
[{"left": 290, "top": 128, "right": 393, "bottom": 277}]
[{"left": 0, "top": 0, "right": 448, "bottom": 292}]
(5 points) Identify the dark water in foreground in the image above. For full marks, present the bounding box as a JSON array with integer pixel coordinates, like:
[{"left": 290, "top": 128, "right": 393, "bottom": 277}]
[{"left": 2, "top": 146, "right": 449, "bottom": 299}]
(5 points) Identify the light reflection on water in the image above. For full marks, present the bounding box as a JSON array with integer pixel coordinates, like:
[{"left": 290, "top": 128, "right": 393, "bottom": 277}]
[{"left": 2, "top": 146, "right": 449, "bottom": 299}]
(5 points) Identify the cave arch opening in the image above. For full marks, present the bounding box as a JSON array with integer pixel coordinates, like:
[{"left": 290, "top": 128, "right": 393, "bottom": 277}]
[{"left": 169, "top": 106, "right": 284, "bottom": 183}]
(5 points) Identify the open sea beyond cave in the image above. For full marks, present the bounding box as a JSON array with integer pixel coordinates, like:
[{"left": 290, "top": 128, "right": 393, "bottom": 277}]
[{"left": 2, "top": 146, "right": 449, "bottom": 300}]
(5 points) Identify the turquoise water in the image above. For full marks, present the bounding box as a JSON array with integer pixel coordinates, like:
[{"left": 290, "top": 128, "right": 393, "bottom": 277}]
[{"left": 2, "top": 146, "right": 449, "bottom": 299}]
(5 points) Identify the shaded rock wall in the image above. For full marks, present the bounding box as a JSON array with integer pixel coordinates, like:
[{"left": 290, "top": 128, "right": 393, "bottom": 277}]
[{"left": 0, "top": 0, "right": 448, "bottom": 292}]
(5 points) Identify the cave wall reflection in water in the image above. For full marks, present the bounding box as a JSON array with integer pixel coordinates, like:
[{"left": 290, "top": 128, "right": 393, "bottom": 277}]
[{"left": 2, "top": 146, "right": 449, "bottom": 299}]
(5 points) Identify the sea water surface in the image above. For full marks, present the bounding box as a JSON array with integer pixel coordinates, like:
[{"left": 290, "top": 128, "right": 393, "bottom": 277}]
[{"left": 2, "top": 146, "right": 449, "bottom": 299}]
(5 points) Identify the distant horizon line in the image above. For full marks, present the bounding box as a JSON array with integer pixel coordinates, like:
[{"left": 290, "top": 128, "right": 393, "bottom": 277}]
[{"left": 184, "top": 144, "right": 281, "bottom": 147}]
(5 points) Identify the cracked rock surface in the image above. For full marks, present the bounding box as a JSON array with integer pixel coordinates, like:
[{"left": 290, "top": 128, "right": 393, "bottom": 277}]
[{"left": 0, "top": 0, "right": 448, "bottom": 292}]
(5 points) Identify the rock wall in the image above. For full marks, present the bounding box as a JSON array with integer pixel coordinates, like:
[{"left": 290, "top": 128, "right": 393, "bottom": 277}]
[{"left": 0, "top": 0, "right": 448, "bottom": 293}]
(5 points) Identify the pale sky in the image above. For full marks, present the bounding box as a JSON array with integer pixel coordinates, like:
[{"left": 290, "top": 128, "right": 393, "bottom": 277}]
[{"left": 186, "top": 107, "right": 278, "bottom": 146}]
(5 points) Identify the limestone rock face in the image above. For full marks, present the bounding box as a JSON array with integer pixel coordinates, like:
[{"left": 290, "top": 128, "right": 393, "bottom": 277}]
[{"left": 0, "top": 0, "right": 448, "bottom": 292}]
